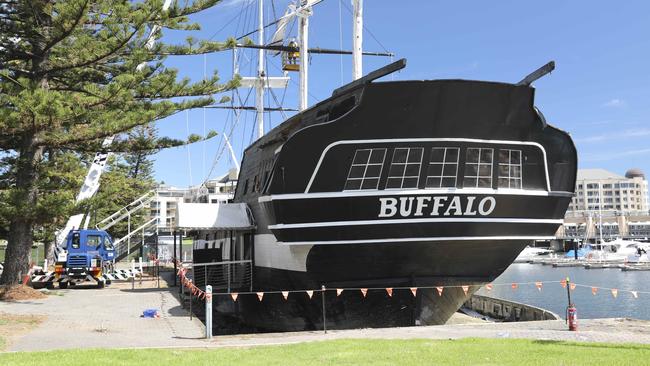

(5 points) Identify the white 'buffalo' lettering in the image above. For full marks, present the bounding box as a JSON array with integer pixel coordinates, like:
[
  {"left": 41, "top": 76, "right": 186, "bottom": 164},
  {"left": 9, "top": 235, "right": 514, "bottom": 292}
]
[{"left": 378, "top": 196, "right": 496, "bottom": 218}]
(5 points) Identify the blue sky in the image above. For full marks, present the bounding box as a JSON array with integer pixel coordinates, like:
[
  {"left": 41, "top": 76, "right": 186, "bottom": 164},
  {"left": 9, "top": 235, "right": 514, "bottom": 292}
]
[{"left": 152, "top": 0, "right": 650, "bottom": 186}]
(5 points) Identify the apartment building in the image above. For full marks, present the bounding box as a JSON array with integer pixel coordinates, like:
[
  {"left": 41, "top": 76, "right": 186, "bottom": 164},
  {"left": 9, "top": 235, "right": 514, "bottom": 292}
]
[{"left": 567, "top": 168, "right": 648, "bottom": 214}]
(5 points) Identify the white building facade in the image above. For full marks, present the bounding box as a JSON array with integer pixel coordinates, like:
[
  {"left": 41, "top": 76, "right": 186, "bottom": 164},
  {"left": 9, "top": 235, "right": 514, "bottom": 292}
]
[{"left": 567, "top": 168, "right": 648, "bottom": 215}]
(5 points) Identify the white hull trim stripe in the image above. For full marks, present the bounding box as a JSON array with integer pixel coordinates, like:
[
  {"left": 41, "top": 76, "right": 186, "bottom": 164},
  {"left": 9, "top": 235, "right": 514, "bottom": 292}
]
[
  {"left": 269, "top": 218, "right": 563, "bottom": 230},
  {"left": 279, "top": 236, "right": 557, "bottom": 246},
  {"left": 259, "top": 189, "right": 572, "bottom": 203}
]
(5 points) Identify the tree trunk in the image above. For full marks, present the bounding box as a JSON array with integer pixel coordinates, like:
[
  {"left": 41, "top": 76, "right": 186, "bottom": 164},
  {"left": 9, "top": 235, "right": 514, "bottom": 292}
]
[
  {"left": 44, "top": 239, "right": 55, "bottom": 266},
  {"left": 0, "top": 139, "right": 43, "bottom": 285},
  {"left": 1, "top": 218, "right": 34, "bottom": 285}
]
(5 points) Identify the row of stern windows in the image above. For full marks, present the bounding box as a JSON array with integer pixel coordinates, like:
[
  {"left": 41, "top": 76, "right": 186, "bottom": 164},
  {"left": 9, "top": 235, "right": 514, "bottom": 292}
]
[{"left": 344, "top": 146, "right": 525, "bottom": 191}]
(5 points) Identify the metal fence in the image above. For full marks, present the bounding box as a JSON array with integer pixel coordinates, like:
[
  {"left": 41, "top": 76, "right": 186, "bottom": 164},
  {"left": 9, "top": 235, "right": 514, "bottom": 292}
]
[{"left": 191, "top": 260, "right": 253, "bottom": 292}]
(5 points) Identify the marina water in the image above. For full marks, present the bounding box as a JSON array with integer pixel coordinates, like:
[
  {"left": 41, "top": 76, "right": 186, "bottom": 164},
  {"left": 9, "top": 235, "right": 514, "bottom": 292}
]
[{"left": 478, "top": 263, "right": 650, "bottom": 320}]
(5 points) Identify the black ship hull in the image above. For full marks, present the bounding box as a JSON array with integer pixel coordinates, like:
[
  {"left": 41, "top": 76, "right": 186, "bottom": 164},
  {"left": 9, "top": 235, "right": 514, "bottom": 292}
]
[{"left": 194, "top": 77, "right": 577, "bottom": 331}]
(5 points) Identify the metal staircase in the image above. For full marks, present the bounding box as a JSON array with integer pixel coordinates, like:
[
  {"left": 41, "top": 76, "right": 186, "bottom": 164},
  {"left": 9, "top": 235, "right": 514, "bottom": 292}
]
[
  {"left": 95, "top": 190, "right": 156, "bottom": 231},
  {"left": 92, "top": 190, "right": 159, "bottom": 262},
  {"left": 112, "top": 217, "right": 158, "bottom": 261}
]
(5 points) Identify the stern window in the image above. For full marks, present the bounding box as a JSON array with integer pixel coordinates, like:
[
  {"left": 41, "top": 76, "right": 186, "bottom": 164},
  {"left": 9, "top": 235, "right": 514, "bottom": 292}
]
[
  {"left": 463, "top": 148, "right": 493, "bottom": 188},
  {"left": 344, "top": 148, "right": 387, "bottom": 190},
  {"left": 426, "top": 147, "right": 459, "bottom": 188},
  {"left": 498, "top": 149, "right": 522, "bottom": 189},
  {"left": 386, "top": 148, "right": 424, "bottom": 189}
]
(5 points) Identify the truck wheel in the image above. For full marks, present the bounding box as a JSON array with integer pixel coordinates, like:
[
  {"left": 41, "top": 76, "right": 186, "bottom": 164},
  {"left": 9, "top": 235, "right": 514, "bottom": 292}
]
[
  {"left": 97, "top": 280, "right": 105, "bottom": 289},
  {"left": 59, "top": 282, "right": 68, "bottom": 289}
]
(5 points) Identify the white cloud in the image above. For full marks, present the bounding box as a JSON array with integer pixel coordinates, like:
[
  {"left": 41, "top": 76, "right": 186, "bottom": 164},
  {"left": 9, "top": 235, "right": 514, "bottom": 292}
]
[
  {"left": 574, "top": 128, "right": 650, "bottom": 144},
  {"left": 602, "top": 98, "right": 627, "bottom": 108},
  {"left": 582, "top": 148, "right": 650, "bottom": 162}
]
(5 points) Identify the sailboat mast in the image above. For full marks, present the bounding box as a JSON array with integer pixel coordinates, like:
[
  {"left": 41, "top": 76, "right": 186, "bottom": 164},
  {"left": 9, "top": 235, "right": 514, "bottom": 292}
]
[
  {"left": 299, "top": 3, "right": 309, "bottom": 111},
  {"left": 256, "top": 0, "right": 265, "bottom": 138},
  {"left": 352, "top": 0, "right": 363, "bottom": 80}
]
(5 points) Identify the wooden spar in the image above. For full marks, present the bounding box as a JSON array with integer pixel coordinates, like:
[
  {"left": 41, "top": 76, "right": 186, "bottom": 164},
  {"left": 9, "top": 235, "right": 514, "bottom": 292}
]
[
  {"left": 234, "top": 43, "right": 394, "bottom": 57},
  {"left": 517, "top": 61, "right": 555, "bottom": 86},
  {"left": 205, "top": 106, "right": 298, "bottom": 112},
  {"left": 332, "top": 58, "right": 407, "bottom": 96}
]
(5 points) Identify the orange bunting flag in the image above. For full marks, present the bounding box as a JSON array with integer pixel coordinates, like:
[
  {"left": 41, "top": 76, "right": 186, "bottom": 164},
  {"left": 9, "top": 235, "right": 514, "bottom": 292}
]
[
  {"left": 306, "top": 290, "right": 314, "bottom": 299},
  {"left": 560, "top": 279, "right": 567, "bottom": 288},
  {"left": 511, "top": 283, "right": 518, "bottom": 290},
  {"left": 257, "top": 292, "right": 264, "bottom": 301},
  {"left": 485, "top": 283, "right": 493, "bottom": 291},
  {"left": 570, "top": 283, "right": 576, "bottom": 291},
  {"left": 337, "top": 288, "right": 343, "bottom": 297},
  {"left": 360, "top": 288, "right": 368, "bottom": 298},
  {"left": 436, "top": 287, "right": 444, "bottom": 296},
  {"left": 611, "top": 289, "right": 618, "bottom": 298},
  {"left": 282, "top": 291, "right": 289, "bottom": 300},
  {"left": 632, "top": 291, "right": 639, "bottom": 299},
  {"left": 231, "top": 293, "right": 239, "bottom": 302},
  {"left": 591, "top": 287, "right": 598, "bottom": 296},
  {"left": 461, "top": 285, "right": 469, "bottom": 296},
  {"left": 386, "top": 288, "right": 393, "bottom": 297},
  {"left": 535, "top": 282, "right": 543, "bottom": 291},
  {"left": 410, "top": 287, "right": 418, "bottom": 297}
]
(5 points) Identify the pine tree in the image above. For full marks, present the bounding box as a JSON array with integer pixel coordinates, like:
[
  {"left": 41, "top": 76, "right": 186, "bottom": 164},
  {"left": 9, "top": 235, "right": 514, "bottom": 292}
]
[{"left": 0, "top": 0, "right": 238, "bottom": 285}]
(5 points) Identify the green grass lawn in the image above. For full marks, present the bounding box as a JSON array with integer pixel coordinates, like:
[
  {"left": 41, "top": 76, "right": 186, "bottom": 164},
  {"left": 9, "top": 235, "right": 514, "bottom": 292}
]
[{"left": 1, "top": 338, "right": 650, "bottom": 365}]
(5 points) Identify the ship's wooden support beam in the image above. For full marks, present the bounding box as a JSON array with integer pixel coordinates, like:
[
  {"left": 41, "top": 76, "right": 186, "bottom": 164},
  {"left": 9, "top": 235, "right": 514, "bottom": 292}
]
[
  {"left": 333, "top": 58, "right": 407, "bottom": 96},
  {"left": 517, "top": 61, "right": 555, "bottom": 86}
]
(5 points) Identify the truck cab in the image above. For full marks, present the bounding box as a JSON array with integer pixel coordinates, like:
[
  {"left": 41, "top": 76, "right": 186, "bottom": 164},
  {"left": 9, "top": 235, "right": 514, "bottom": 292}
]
[{"left": 55, "top": 229, "right": 116, "bottom": 288}]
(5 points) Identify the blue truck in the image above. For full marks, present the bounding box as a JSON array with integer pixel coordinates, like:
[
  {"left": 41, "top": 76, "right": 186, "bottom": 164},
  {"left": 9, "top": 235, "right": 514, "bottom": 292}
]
[{"left": 53, "top": 229, "right": 116, "bottom": 288}]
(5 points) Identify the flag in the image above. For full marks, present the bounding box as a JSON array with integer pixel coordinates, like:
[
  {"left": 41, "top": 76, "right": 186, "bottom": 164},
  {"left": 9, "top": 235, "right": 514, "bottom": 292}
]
[
  {"left": 306, "top": 290, "right": 314, "bottom": 299},
  {"left": 611, "top": 289, "right": 618, "bottom": 298},
  {"left": 282, "top": 291, "right": 289, "bottom": 300},
  {"left": 560, "top": 279, "right": 567, "bottom": 288},
  {"left": 535, "top": 282, "right": 543, "bottom": 291},
  {"left": 462, "top": 285, "right": 469, "bottom": 295},
  {"left": 337, "top": 288, "right": 343, "bottom": 297},
  {"left": 485, "top": 283, "right": 493, "bottom": 291},
  {"left": 436, "top": 287, "right": 444, "bottom": 296},
  {"left": 231, "top": 292, "right": 238, "bottom": 301},
  {"left": 631, "top": 291, "right": 639, "bottom": 299},
  {"left": 386, "top": 288, "right": 393, "bottom": 297},
  {"left": 410, "top": 287, "right": 417, "bottom": 297},
  {"left": 570, "top": 283, "right": 576, "bottom": 291},
  {"left": 360, "top": 288, "right": 368, "bottom": 298},
  {"left": 591, "top": 287, "right": 598, "bottom": 296},
  {"left": 511, "top": 283, "right": 518, "bottom": 290},
  {"left": 257, "top": 292, "right": 264, "bottom": 301}
]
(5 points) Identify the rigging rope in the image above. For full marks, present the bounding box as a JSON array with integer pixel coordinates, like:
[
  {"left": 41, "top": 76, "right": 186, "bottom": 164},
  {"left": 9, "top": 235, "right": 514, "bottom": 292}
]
[
  {"left": 203, "top": 54, "right": 207, "bottom": 179},
  {"left": 185, "top": 110, "right": 193, "bottom": 186},
  {"left": 338, "top": 0, "right": 344, "bottom": 85},
  {"left": 339, "top": 0, "right": 390, "bottom": 53}
]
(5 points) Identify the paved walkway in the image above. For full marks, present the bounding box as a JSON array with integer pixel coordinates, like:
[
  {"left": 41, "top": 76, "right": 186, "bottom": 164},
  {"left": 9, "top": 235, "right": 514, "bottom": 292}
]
[
  {"left": 1, "top": 284, "right": 205, "bottom": 352},
  {"left": 3, "top": 282, "right": 650, "bottom": 351}
]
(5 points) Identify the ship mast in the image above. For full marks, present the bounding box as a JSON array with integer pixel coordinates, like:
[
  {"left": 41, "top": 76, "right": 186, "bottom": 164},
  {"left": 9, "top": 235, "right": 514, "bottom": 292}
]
[
  {"left": 256, "top": 0, "right": 265, "bottom": 138},
  {"left": 352, "top": 0, "right": 363, "bottom": 80},
  {"left": 298, "top": 3, "right": 309, "bottom": 111}
]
